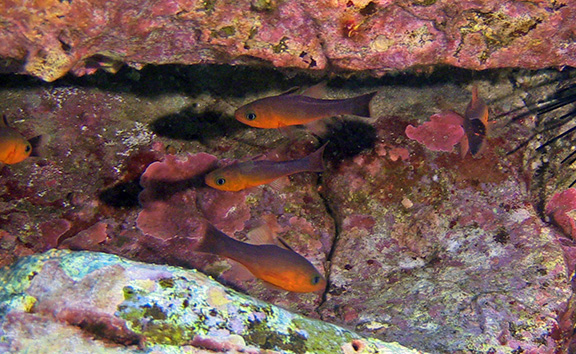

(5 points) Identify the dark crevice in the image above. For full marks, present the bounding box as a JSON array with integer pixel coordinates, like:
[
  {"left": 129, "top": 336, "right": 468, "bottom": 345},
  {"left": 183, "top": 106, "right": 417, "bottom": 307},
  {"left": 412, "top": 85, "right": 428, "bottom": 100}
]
[{"left": 315, "top": 177, "right": 342, "bottom": 316}]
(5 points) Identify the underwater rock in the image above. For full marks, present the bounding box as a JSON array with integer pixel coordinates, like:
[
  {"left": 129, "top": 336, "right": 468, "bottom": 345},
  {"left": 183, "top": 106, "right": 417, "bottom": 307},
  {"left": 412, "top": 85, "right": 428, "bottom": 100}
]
[
  {"left": 546, "top": 188, "right": 576, "bottom": 239},
  {"left": 1, "top": 69, "right": 576, "bottom": 352},
  {"left": 319, "top": 114, "right": 572, "bottom": 352},
  {"left": 0, "top": 0, "right": 574, "bottom": 81},
  {"left": 0, "top": 249, "right": 420, "bottom": 353}
]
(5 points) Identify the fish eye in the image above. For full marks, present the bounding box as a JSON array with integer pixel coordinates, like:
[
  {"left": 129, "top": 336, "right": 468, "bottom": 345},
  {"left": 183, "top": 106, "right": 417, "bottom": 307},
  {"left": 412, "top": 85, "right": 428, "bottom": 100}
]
[
  {"left": 25, "top": 145, "right": 31, "bottom": 153},
  {"left": 215, "top": 177, "right": 226, "bottom": 185},
  {"left": 311, "top": 275, "right": 321, "bottom": 285},
  {"left": 246, "top": 112, "right": 257, "bottom": 121}
]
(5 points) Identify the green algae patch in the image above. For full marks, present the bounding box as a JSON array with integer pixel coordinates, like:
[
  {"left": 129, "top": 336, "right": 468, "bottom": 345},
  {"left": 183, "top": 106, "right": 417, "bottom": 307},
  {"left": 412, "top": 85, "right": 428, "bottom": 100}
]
[
  {"left": 59, "top": 250, "right": 126, "bottom": 281},
  {"left": 245, "top": 320, "right": 306, "bottom": 353},
  {"left": 291, "top": 317, "right": 357, "bottom": 353},
  {"left": 0, "top": 250, "right": 421, "bottom": 353},
  {"left": 158, "top": 277, "right": 175, "bottom": 289}
]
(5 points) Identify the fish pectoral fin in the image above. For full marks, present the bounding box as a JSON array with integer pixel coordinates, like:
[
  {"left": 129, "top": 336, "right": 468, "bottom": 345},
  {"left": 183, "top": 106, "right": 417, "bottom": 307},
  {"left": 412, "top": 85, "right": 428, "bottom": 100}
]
[
  {"left": 246, "top": 223, "right": 277, "bottom": 246},
  {"left": 246, "top": 222, "right": 293, "bottom": 250},
  {"left": 267, "top": 177, "right": 290, "bottom": 191},
  {"left": 277, "top": 124, "right": 299, "bottom": 139},
  {"left": 261, "top": 280, "right": 288, "bottom": 292}
]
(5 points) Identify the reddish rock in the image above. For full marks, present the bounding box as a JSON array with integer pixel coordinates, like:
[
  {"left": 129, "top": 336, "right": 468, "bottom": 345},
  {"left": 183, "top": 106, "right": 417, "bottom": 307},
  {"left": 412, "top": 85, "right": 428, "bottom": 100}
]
[
  {"left": 0, "top": 0, "right": 574, "bottom": 81},
  {"left": 39, "top": 219, "right": 72, "bottom": 250},
  {"left": 546, "top": 188, "right": 576, "bottom": 239}
]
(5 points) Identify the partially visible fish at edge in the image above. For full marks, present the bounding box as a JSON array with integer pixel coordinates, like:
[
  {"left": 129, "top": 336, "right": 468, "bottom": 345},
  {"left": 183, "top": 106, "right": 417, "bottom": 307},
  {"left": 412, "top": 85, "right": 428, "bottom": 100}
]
[
  {"left": 205, "top": 143, "right": 327, "bottom": 192},
  {"left": 461, "top": 86, "right": 489, "bottom": 157},
  {"left": 0, "top": 115, "right": 37, "bottom": 165},
  {"left": 195, "top": 223, "right": 327, "bottom": 293}
]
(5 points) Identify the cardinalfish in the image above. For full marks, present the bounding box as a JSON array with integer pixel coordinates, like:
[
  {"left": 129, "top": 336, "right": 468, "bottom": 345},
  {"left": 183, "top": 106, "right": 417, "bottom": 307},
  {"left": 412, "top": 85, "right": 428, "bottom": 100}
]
[
  {"left": 205, "top": 143, "right": 327, "bottom": 192},
  {"left": 235, "top": 86, "right": 377, "bottom": 129},
  {"left": 0, "top": 115, "right": 37, "bottom": 164},
  {"left": 461, "top": 86, "right": 489, "bottom": 157},
  {"left": 196, "top": 224, "right": 326, "bottom": 293}
]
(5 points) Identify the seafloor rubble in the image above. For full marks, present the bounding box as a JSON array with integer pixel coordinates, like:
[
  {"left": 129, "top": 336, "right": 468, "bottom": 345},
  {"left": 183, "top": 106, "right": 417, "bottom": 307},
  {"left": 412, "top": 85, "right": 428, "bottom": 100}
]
[
  {"left": 0, "top": 0, "right": 574, "bottom": 81},
  {"left": 1, "top": 66, "right": 576, "bottom": 352}
]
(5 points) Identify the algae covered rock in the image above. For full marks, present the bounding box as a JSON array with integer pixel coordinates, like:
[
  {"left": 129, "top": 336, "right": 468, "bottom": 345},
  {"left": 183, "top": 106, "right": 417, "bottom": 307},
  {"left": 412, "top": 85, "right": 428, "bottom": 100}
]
[{"left": 0, "top": 249, "right": 420, "bottom": 353}]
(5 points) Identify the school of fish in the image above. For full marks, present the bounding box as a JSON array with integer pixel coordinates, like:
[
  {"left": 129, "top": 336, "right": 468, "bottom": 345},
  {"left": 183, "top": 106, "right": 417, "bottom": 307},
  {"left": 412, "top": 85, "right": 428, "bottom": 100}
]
[
  {"left": 198, "top": 86, "right": 383, "bottom": 292},
  {"left": 6, "top": 84, "right": 488, "bottom": 293}
]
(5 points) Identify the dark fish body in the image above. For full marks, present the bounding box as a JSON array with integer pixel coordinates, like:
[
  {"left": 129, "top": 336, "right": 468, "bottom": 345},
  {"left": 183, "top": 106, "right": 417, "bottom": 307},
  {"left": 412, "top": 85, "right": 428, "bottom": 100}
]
[
  {"left": 205, "top": 144, "right": 326, "bottom": 191},
  {"left": 462, "top": 87, "right": 489, "bottom": 156},
  {"left": 235, "top": 91, "right": 377, "bottom": 128},
  {"left": 196, "top": 224, "right": 326, "bottom": 293}
]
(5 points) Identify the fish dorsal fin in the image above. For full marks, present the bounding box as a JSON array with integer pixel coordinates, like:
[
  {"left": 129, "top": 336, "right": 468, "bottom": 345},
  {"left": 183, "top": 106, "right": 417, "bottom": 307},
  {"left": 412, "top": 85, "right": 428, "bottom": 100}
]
[
  {"left": 275, "top": 236, "right": 296, "bottom": 252},
  {"left": 470, "top": 85, "right": 479, "bottom": 102},
  {"left": 1, "top": 115, "right": 9, "bottom": 128},
  {"left": 279, "top": 87, "right": 301, "bottom": 96},
  {"left": 301, "top": 82, "right": 327, "bottom": 99}
]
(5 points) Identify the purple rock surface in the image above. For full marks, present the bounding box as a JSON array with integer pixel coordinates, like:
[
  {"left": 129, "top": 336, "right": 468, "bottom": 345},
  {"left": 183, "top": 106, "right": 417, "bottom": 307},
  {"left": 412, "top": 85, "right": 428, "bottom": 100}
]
[{"left": 0, "top": 0, "right": 575, "bottom": 81}]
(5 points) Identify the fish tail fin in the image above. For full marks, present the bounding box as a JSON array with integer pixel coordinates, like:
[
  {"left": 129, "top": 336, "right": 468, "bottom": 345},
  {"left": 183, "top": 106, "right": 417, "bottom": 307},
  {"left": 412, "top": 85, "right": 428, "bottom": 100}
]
[
  {"left": 304, "top": 142, "right": 328, "bottom": 172},
  {"left": 196, "top": 223, "right": 228, "bottom": 255},
  {"left": 349, "top": 91, "right": 378, "bottom": 118}
]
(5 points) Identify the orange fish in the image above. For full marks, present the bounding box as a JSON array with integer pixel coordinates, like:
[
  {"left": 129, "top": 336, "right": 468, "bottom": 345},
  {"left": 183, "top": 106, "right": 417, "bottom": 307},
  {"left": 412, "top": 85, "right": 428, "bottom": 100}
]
[
  {"left": 461, "top": 86, "right": 489, "bottom": 157},
  {"left": 235, "top": 89, "right": 377, "bottom": 129},
  {"left": 0, "top": 115, "right": 33, "bottom": 164},
  {"left": 205, "top": 144, "right": 326, "bottom": 191},
  {"left": 196, "top": 224, "right": 326, "bottom": 293}
]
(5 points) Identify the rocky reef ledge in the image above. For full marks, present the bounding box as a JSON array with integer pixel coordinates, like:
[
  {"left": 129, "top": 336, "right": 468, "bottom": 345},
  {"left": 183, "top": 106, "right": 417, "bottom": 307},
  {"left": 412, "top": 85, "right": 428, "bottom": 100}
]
[
  {"left": 0, "top": 249, "right": 420, "bottom": 353},
  {"left": 1, "top": 0, "right": 574, "bottom": 81}
]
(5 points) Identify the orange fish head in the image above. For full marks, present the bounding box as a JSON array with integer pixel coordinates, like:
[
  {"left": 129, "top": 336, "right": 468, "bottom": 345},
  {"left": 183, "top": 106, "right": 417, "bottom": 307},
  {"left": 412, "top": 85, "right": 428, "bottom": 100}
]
[
  {"left": 274, "top": 267, "right": 326, "bottom": 293},
  {"left": 204, "top": 168, "right": 246, "bottom": 192},
  {"left": 258, "top": 255, "right": 326, "bottom": 293},
  {"left": 235, "top": 103, "right": 260, "bottom": 127},
  {"left": 1, "top": 138, "right": 32, "bottom": 164},
  {"left": 235, "top": 100, "right": 277, "bottom": 129}
]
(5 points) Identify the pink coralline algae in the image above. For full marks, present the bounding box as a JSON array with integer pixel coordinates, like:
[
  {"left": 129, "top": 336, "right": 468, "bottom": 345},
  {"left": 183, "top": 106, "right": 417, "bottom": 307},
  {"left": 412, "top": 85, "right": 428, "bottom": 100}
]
[
  {"left": 1, "top": 0, "right": 575, "bottom": 81},
  {"left": 546, "top": 188, "right": 576, "bottom": 239},
  {"left": 405, "top": 111, "right": 465, "bottom": 152},
  {"left": 137, "top": 153, "right": 218, "bottom": 241}
]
